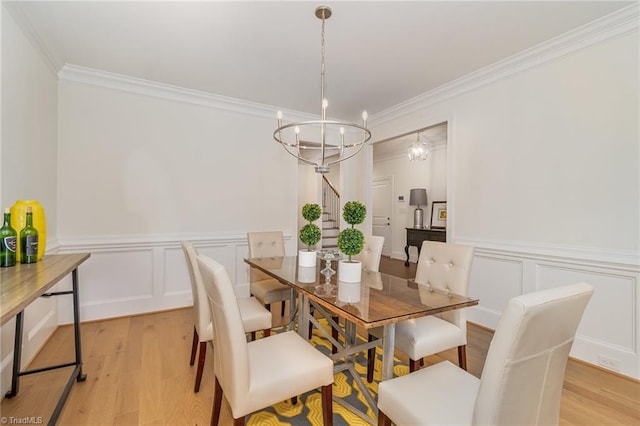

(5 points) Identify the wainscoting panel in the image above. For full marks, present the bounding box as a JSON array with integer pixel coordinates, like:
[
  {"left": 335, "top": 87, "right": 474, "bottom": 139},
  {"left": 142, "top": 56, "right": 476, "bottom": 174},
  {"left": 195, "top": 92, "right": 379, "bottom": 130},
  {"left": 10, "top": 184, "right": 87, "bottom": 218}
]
[
  {"left": 48, "top": 233, "right": 640, "bottom": 379},
  {"left": 163, "top": 246, "right": 189, "bottom": 297},
  {"left": 468, "top": 255, "right": 524, "bottom": 328},
  {"left": 55, "top": 233, "right": 294, "bottom": 323},
  {"left": 460, "top": 241, "right": 639, "bottom": 380},
  {"left": 536, "top": 262, "right": 636, "bottom": 351},
  {"left": 82, "top": 250, "right": 154, "bottom": 301}
]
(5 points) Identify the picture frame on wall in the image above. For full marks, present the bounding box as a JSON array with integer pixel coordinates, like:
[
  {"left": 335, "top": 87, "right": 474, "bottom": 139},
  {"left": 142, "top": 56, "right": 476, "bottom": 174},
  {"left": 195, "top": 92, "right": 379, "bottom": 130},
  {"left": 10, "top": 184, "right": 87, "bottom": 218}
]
[{"left": 430, "top": 201, "right": 447, "bottom": 229}]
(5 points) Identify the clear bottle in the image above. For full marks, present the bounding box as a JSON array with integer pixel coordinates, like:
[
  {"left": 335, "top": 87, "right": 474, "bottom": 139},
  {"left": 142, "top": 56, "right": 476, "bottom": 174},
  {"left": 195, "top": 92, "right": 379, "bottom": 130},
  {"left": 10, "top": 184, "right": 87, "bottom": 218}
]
[
  {"left": 0, "top": 208, "right": 17, "bottom": 267},
  {"left": 20, "top": 206, "right": 38, "bottom": 264}
]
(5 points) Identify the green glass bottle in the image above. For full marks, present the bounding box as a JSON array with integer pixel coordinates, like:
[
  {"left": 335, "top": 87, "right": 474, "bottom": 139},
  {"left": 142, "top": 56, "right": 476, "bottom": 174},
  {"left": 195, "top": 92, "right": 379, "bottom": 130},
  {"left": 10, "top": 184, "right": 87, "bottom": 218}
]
[
  {"left": 20, "top": 206, "right": 38, "bottom": 264},
  {"left": 0, "top": 208, "right": 17, "bottom": 267}
]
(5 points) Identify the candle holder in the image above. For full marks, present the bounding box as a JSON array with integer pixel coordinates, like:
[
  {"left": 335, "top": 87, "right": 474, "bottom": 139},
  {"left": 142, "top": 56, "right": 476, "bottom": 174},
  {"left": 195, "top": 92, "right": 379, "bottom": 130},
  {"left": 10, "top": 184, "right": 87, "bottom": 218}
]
[{"left": 315, "top": 248, "right": 341, "bottom": 296}]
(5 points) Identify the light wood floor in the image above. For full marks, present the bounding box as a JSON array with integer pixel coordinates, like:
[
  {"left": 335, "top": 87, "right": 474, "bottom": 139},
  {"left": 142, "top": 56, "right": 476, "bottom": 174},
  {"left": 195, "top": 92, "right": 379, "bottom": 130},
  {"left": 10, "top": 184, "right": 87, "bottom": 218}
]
[{"left": 2, "top": 257, "right": 639, "bottom": 425}]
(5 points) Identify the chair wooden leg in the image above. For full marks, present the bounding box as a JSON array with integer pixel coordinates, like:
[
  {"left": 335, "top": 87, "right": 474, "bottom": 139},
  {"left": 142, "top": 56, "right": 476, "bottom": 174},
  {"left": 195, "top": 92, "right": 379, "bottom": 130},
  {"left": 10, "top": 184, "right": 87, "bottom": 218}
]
[
  {"left": 321, "top": 384, "right": 333, "bottom": 426},
  {"left": 367, "top": 334, "right": 376, "bottom": 383},
  {"left": 194, "top": 341, "right": 207, "bottom": 392},
  {"left": 458, "top": 345, "right": 468, "bottom": 370},
  {"left": 291, "top": 396, "right": 298, "bottom": 405},
  {"left": 264, "top": 328, "right": 271, "bottom": 337},
  {"left": 409, "top": 358, "right": 421, "bottom": 373},
  {"left": 331, "top": 316, "right": 339, "bottom": 354},
  {"left": 250, "top": 331, "right": 256, "bottom": 341},
  {"left": 233, "top": 418, "right": 245, "bottom": 426},
  {"left": 190, "top": 326, "right": 199, "bottom": 366},
  {"left": 378, "top": 409, "right": 392, "bottom": 426},
  {"left": 281, "top": 301, "right": 286, "bottom": 317},
  {"left": 211, "top": 376, "right": 223, "bottom": 426}
]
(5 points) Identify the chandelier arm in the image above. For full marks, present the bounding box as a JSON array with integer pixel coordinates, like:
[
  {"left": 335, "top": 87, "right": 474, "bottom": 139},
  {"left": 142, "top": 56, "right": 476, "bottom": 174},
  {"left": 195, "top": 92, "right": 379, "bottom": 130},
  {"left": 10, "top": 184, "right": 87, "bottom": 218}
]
[
  {"left": 280, "top": 143, "right": 319, "bottom": 167},
  {"left": 326, "top": 136, "right": 371, "bottom": 166},
  {"left": 274, "top": 121, "right": 369, "bottom": 138}
]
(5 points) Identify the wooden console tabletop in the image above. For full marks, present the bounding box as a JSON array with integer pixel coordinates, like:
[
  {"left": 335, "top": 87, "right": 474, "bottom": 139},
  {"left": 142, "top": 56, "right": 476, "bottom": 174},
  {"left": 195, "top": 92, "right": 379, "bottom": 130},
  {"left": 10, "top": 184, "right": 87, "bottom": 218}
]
[{"left": 1, "top": 253, "right": 90, "bottom": 325}]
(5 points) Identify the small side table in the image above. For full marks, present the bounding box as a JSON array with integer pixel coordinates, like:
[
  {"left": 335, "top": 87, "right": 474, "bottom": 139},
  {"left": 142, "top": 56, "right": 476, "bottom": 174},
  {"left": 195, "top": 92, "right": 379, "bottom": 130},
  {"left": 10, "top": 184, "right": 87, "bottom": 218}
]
[{"left": 405, "top": 228, "right": 446, "bottom": 266}]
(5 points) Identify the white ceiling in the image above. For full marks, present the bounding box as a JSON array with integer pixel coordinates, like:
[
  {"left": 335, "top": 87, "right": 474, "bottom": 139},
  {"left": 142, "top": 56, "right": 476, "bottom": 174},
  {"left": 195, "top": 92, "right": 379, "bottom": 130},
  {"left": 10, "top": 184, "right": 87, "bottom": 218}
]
[{"left": 5, "top": 1, "right": 633, "bottom": 121}]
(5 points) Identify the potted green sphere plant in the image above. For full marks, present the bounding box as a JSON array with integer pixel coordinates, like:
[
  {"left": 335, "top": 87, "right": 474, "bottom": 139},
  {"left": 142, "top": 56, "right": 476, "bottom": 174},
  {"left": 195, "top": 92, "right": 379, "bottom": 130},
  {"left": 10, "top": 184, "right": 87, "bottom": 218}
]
[
  {"left": 298, "top": 203, "right": 322, "bottom": 267},
  {"left": 337, "top": 201, "right": 366, "bottom": 282}
]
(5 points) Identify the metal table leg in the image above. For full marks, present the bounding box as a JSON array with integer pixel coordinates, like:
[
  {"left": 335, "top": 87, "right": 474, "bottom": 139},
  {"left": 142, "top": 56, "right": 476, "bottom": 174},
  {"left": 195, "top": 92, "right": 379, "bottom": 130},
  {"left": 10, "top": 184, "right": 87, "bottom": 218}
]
[
  {"left": 5, "top": 310, "right": 24, "bottom": 398},
  {"left": 382, "top": 323, "right": 396, "bottom": 381}
]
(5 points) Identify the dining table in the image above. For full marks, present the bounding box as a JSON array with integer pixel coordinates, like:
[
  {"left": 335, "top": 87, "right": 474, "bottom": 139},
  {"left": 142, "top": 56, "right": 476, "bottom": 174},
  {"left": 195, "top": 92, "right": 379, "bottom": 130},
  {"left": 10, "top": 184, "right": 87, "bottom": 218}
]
[{"left": 245, "top": 254, "right": 479, "bottom": 423}]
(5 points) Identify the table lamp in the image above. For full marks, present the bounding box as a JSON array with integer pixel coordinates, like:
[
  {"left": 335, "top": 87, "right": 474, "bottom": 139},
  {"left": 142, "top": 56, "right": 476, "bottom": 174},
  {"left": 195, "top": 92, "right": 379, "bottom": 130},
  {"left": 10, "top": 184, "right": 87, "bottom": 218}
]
[{"left": 409, "top": 188, "right": 428, "bottom": 229}]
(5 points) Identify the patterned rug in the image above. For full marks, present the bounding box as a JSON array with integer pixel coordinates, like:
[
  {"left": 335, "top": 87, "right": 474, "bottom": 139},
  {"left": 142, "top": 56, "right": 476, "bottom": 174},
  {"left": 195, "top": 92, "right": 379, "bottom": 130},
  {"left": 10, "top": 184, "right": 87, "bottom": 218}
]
[{"left": 246, "top": 321, "right": 408, "bottom": 426}]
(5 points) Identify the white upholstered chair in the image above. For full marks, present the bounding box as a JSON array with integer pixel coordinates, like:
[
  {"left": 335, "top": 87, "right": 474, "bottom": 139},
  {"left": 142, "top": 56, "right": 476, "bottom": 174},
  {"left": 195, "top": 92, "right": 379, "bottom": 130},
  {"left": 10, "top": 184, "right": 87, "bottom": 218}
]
[
  {"left": 377, "top": 282, "right": 593, "bottom": 426},
  {"left": 367, "top": 240, "right": 474, "bottom": 382},
  {"left": 247, "top": 231, "right": 291, "bottom": 318},
  {"left": 353, "top": 235, "right": 385, "bottom": 272},
  {"left": 197, "top": 255, "right": 335, "bottom": 426},
  {"left": 181, "top": 241, "right": 272, "bottom": 392}
]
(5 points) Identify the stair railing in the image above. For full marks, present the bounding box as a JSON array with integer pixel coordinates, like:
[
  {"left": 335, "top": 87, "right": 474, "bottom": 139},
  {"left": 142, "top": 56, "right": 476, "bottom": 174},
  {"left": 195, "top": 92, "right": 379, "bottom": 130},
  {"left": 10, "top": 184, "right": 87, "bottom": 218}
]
[{"left": 322, "top": 175, "right": 340, "bottom": 227}]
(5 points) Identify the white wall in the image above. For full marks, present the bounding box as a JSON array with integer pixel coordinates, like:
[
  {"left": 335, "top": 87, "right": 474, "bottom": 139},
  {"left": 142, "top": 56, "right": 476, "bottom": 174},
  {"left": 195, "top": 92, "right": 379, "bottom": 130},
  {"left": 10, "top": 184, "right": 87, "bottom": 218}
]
[
  {"left": 363, "top": 29, "right": 640, "bottom": 378},
  {"left": 54, "top": 70, "right": 299, "bottom": 321},
  {"left": 0, "top": 6, "right": 61, "bottom": 394}
]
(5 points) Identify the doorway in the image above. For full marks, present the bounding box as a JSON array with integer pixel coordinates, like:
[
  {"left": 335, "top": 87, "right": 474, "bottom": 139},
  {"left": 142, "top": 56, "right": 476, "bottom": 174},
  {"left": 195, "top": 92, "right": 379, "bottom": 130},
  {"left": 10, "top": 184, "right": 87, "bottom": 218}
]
[{"left": 371, "top": 122, "right": 448, "bottom": 261}]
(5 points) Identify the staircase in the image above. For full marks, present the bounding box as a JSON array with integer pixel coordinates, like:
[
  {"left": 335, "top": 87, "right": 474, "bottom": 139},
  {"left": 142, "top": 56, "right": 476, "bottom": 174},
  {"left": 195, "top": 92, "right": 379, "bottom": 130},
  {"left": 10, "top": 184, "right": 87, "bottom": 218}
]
[{"left": 322, "top": 175, "right": 340, "bottom": 249}]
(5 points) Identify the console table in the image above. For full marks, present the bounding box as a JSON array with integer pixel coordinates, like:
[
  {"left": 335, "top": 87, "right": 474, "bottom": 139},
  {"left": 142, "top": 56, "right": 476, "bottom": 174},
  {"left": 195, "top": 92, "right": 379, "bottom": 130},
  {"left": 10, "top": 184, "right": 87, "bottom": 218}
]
[
  {"left": 1, "top": 253, "right": 90, "bottom": 425},
  {"left": 405, "top": 228, "right": 446, "bottom": 266}
]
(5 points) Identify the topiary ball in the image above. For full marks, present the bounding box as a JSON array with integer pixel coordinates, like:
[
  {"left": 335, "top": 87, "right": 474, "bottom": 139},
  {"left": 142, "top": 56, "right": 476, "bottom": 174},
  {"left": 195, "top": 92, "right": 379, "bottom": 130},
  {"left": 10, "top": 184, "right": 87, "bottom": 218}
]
[
  {"left": 299, "top": 223, "right": 321, "bottom": 249},
  {"left": 302, "top": 203, "right": 322, "bottom": 223},
  {"left": 337, "top": 227, "right": 364, "bottom": 258},
  {"left": 342, "top": 201, "right": 366, "bottom": 226}
]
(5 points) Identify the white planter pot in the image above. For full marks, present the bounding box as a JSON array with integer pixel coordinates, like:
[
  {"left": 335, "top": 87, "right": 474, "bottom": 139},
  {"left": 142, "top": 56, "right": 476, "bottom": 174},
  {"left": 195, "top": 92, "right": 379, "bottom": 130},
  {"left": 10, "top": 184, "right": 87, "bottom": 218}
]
[
  {"left": 297, "top": 266, "right": 316, "bottom": 283},
  {"left": 338, "top": 281, "right": 361, "bottom": 303},
  {"left": 338, "top": 260, "right": 362, "bottom": 283},
  {"left": 298, "top": 250, "right": 317, "bottom": 267}
]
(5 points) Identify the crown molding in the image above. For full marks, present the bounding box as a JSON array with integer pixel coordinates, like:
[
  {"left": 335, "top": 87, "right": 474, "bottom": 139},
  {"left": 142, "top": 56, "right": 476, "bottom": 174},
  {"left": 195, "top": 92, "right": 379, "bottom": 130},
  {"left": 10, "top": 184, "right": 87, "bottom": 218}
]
[
  {"left": 370, "top": 3, "right": 639, "bottom": 127},
  {"left": 10, "top": 1, "right": 637, "bottom": 125},
  {"left": 58, "top": 64, "right": 318, "bottom": 122}
]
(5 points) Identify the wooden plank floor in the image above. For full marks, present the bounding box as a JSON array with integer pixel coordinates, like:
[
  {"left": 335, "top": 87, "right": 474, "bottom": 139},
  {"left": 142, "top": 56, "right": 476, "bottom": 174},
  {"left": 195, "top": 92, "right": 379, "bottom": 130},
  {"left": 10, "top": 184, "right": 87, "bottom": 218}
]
[{"left": 2, "top": 256, "right": 638, "bottom": 425}]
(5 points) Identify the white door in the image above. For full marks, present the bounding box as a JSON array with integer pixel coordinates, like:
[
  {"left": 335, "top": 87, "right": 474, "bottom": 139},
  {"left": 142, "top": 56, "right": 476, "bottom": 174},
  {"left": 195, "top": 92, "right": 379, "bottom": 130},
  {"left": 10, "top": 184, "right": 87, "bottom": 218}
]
[{"left": 372, "top": 177, "right": 393, "bottom": 256}]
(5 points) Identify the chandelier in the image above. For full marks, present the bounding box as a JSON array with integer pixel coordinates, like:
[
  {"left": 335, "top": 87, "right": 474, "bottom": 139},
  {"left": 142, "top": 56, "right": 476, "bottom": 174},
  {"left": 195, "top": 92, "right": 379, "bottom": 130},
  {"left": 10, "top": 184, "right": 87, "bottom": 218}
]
[
  {"left": 274, "top": 6, "right": 371, "bottom": 174},
  {"left": 408, "top": 133, "right": 429, "bottom": 161}
]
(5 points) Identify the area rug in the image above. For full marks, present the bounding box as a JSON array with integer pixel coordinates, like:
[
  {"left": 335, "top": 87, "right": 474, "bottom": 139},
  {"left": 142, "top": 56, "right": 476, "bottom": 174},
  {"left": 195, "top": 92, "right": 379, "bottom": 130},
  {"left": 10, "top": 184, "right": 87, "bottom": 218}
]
[{"left": 246, "top": 321, "right": 409, "bottom": 426}]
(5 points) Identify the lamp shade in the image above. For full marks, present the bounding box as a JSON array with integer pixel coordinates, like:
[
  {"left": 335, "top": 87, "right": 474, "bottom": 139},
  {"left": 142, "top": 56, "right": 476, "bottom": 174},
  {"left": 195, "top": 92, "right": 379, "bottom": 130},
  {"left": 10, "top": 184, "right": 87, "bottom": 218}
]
[{"left": 409, "top": 188, "right": 427, "bottom": 206}]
